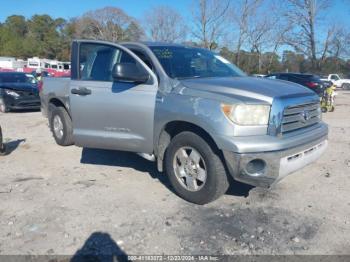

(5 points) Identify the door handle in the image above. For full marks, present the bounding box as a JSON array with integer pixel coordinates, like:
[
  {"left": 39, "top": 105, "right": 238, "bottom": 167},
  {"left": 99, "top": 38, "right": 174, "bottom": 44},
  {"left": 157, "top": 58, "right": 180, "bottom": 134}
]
[{"left": 71, "top": 87, "right": 91, "bottom": 96}]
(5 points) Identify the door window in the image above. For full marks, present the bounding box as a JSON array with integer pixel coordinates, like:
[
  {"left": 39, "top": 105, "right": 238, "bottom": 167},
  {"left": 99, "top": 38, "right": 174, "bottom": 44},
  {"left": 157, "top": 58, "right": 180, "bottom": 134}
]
[
  {"left": 79, "top": 43, "right": 137, "bottom": 82},
  {"left": 130, "top": 49, "right": 154, "bottom": 71},
  {"left": 330, "top": 75, "right": 339, "bottom": 80}
]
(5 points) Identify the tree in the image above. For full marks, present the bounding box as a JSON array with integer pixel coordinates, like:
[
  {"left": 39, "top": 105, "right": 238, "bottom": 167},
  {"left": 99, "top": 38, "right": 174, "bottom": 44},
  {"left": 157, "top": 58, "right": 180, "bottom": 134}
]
[
  {"left": 4, "top": 15, "right": 27, "bottom": 37},
  {"left": 73, "top": 7, "right": 142, "bottom": 42},
  {"left": 144, "top": 6, "right": 186, "bottom": 42},
  {"left": 191, "top": 0, "right": 230, "bottom": 50},
  {"left": 246, "top": 12, "right": 273, "bottom": 73},
  {"left": 27, "top": 15, "right": 66, "bottom": 59},
  {"left": 283, "top": 0, "right": 329, "bottom": 70},
  {"left": 228, "top": 0, "right": 262, "bottom": 66},
  {"left": 327, "top": 26, "right": 350, "bottom": 59},
  {"left": 282, "top": 50, "right": 305, "bottom": 72},
  {"left": 124, "top": 21, "right": 145, "bottom": 41},
  {"left": 0, "top": 15, "right": 28, "bottom": 57}
]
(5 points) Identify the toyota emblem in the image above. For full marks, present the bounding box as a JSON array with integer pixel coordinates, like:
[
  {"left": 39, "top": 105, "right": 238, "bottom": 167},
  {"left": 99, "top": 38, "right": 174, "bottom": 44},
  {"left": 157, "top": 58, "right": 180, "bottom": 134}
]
[{"left": 301, "top": 110, "right": 311, "bottom": 123}]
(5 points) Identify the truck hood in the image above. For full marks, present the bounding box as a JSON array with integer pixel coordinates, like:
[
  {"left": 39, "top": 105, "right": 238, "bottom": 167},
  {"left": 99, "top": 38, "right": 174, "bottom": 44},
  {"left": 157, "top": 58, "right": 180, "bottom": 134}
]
[{"left": 180, "top": 76, "right": 315, "bottom": 103}]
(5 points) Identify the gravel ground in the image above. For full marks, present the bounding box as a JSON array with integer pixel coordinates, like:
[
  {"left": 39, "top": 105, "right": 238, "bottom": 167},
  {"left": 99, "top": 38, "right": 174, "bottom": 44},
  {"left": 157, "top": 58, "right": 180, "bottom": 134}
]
[{"left": 0, "top": 91, "right": 349, "bottom": 256}]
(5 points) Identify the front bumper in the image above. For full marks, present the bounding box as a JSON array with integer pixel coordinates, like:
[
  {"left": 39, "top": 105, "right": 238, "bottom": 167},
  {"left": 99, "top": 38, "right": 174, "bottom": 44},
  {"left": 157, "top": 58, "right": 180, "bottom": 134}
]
[
  {"left": 2, "top": 95, "right": 40, "bottom": 110},
  {"left": 223, "top": 134, "right": 328, "bottom": 188}
]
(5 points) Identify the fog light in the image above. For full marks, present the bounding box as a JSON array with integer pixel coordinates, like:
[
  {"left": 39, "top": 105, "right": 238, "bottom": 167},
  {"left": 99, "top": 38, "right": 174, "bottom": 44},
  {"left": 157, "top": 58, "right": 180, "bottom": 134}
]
[{"left": 245, "top": 159, "right": 266, "bottom": 177}]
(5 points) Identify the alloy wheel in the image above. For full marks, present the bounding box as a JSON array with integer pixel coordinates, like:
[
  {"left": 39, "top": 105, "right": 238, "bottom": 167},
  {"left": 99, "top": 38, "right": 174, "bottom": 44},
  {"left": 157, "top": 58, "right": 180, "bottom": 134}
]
[{"left": 172, "top": 146, "right": 207, "bottom": 192}]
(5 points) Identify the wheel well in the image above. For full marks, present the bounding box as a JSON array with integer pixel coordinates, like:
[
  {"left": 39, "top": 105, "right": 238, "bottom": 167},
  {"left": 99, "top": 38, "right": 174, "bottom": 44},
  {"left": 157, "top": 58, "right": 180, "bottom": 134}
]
[
  {"left": 48, "top": 98, "right": 70, "bottom": 118},
  {"left": 156, "top": 121, "right": 219, "bottom": 172},
  {"left": 49, "top": 98, "right": 65, "bottom": 109},
  {"left": 164, "top": 121, "right": 218, "bottom": 149}
]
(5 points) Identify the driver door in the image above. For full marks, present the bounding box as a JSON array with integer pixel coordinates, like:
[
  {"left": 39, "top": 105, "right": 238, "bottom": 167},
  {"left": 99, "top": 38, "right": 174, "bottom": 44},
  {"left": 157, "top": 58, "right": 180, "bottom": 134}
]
[{"left": 69, "top": 41, "right": 158, "bottom": 153}]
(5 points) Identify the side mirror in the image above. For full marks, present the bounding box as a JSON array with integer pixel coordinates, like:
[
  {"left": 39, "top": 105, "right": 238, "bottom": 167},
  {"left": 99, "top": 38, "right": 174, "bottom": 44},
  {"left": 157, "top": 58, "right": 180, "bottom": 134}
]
[{"left": 112, "top": 63, "right": 150, "bottom": 83}]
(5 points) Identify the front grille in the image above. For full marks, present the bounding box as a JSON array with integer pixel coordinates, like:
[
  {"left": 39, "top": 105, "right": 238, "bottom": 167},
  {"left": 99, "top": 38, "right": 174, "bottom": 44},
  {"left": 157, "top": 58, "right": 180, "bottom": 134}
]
[
  {"left": 16, "top": 90, "right": 38, "bottom": 97},
  {"left": 281, "top": 102, "right": 321, "bottom": 134}
]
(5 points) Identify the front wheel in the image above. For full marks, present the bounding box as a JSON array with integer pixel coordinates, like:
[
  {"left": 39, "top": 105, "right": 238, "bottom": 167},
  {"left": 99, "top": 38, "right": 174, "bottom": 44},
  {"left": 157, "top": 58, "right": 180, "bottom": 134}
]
[{"left": 165, "top": 132, "right": 229, "bottom": 205}]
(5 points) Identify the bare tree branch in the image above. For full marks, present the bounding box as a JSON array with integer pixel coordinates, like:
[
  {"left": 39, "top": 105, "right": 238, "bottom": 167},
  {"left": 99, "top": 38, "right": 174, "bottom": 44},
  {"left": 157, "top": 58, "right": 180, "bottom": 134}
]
[
  {"left": 73, "top": 7, "right": 142, "bottom": 42},
  {"left": 144, "top": 6, "right": 187, "bottom": 43},
  {"left": 191, "top": 0, "right": 230, "bottom": 50}
]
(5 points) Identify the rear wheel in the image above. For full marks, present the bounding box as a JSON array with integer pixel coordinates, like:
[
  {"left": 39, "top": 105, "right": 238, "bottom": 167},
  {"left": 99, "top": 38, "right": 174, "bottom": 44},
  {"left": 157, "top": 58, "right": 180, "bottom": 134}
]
[
  {"left": 49, "top": 106, "right": 74, "bottom": 146},
  {"left": 165, "top": 131, "right": 229, "bottom": 205},
  {"left": 342, "top": 83, "right": 350, "bottom": 90}
]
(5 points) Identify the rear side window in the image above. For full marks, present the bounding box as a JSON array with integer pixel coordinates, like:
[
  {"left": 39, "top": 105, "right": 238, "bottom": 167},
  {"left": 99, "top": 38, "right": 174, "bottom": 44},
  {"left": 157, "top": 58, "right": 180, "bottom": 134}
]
[
  {"left": 279, "top": 75, "right": 289, "bottom": 81},
  {"left": 79, "top": 43, "right": 137, "bottom": 81},
  {"left": 294, "top": 75, "right": 320, "bottom": 82},
  {"left": 306, "top": 75, "right": 321, "bottom": 81}
]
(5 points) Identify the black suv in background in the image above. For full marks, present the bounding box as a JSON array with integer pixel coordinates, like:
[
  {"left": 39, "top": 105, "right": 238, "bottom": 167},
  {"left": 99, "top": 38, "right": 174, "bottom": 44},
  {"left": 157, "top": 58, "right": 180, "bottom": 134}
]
[{"left": 265, "top": 73, "right": 325, "bottom": 96}]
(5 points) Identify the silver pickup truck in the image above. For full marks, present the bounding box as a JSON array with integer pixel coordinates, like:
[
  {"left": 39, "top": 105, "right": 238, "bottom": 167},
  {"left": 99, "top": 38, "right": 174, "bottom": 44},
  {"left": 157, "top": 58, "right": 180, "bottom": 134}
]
[{"left": 41, "top": 40, "right": 328, "bottom": 204}]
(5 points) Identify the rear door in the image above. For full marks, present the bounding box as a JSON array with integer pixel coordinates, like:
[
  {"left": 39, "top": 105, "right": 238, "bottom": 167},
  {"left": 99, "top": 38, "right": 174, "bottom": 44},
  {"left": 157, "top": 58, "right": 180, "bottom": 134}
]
[{"left": 69, "top": 41, "right": 158, "bottom": 153}]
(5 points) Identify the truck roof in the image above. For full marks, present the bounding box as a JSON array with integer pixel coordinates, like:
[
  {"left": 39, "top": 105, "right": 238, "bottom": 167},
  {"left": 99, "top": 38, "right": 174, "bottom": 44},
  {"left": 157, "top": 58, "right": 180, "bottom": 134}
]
[{"left": 73, "top": 39, "right": 201, "bottom": 50}]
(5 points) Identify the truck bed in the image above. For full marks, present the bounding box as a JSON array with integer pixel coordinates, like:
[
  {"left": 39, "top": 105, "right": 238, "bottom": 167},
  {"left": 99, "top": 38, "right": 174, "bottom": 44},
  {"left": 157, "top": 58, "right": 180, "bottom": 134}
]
[{"left": 40, "top": 77, "right": 71, "bottom": 117}]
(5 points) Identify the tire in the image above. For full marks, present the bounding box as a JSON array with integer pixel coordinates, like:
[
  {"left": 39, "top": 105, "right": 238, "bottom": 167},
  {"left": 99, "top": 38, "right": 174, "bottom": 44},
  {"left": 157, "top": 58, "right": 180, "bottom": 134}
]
[
  {"left": 0, "top": 99, "right": 8, "bottom": 113},
  {"left": 165, "top": 131, "right": 229, "bottom": 205},
  {"left": 49, "top": 106, "right": 74, "bottom": 146},
  {"left": 342, "top": 83, "right": 350, "bottom": 90},
  {"left": 0, "top": 126, "right": 6, "bottom": 155}
]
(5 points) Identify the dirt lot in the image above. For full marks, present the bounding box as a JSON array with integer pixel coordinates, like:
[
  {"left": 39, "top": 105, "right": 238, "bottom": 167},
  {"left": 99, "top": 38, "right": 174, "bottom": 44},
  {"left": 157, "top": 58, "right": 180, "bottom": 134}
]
[{"left": 0, "top": 91, "right": 349, "bottom": 256}]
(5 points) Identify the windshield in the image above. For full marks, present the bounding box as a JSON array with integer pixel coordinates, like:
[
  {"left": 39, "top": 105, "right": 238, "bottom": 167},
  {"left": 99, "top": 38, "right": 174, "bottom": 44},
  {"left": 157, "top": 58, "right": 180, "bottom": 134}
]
[
  {"left": 25, "top": 74, "right": 38, "bottom": 84},
  {"left": 0, "top": 73, "right": 37, "bottom": 84},
  {"left": 150, "top": 46, "right": 245, "bottom": 79}
]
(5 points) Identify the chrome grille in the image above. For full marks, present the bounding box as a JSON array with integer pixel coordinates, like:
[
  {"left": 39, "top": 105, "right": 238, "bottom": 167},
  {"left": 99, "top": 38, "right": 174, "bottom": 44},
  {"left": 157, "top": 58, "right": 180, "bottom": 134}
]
[{"left": 281, "top": 102, "right": 321, "bottom": 134}]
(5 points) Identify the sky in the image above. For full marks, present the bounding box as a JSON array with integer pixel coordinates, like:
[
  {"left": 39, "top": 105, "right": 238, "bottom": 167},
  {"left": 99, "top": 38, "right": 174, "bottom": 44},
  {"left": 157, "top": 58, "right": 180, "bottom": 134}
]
[
  {"left": 0, "top": 0, "right": 347, "bottom": 24},
  {"left": 0, "top": 0, "right": 192, "bottom": 22},
  {"left": 0, "top": 0, "right": 348, "bottom": 52}
]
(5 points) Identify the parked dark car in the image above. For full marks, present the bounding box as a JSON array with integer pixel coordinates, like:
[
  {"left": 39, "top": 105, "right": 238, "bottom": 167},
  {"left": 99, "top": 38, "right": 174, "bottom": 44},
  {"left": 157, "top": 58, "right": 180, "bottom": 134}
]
[
  {"left": 0, "top": 72, "right": 41, "bottom": 113},
  {"left": 265, "top": 73, "right": 325, "bottom": 96}
]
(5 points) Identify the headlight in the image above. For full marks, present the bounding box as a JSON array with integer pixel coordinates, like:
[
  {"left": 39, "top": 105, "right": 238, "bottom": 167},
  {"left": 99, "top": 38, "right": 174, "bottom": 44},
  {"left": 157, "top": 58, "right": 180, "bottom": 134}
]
[
  {"left": 4, "top": 90, "right": 20, "bottom": 97},
  {"left": 221, "top": 104, "right": 270, "bottom": 126}
]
